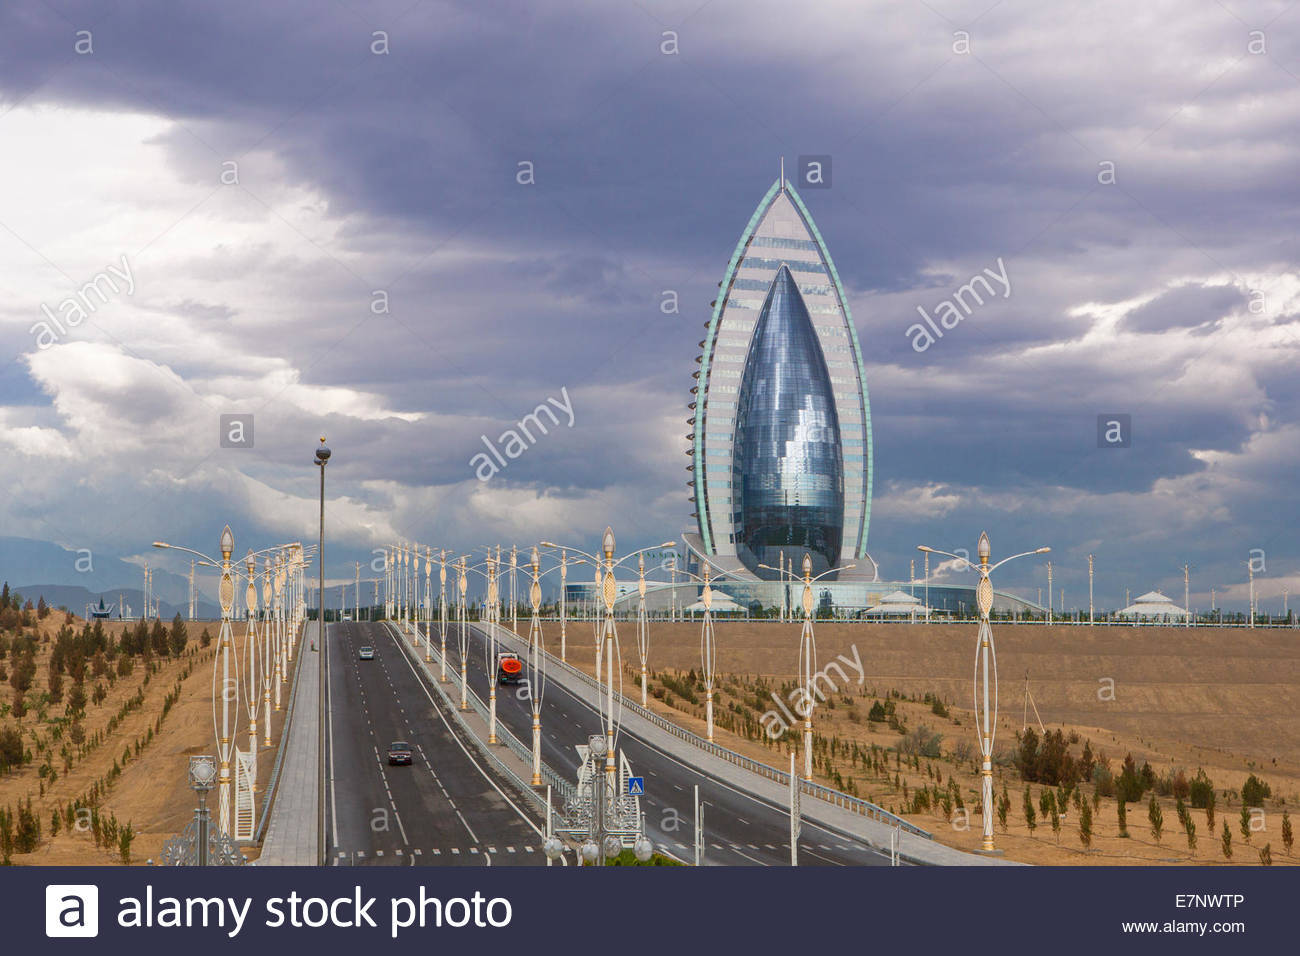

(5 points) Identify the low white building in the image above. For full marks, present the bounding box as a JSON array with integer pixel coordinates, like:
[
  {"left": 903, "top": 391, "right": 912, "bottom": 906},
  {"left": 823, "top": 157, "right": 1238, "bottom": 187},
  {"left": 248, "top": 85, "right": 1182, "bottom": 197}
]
[
  {"left": 864, "top": 589, "right": 932, "bottom": 619},
  {"left": 1118, "top": 590, "right": 1188, "bottom": 621}
]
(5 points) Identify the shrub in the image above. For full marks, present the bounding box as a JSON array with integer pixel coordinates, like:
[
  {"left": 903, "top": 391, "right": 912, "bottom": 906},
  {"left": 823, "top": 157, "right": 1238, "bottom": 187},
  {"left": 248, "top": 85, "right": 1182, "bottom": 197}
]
[
  {"left": 1188, "top": 769, "right": 1214, "bottom": 809},
  {"left": 1241, "top": 774, "right": 1271, "bottom": 808}
]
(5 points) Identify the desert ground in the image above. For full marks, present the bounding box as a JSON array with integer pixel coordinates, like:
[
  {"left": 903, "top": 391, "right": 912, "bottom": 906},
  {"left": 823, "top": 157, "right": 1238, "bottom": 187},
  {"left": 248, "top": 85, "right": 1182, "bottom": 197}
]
[
  {"left": 0, "top": 607, "right": 294, "bottom": 865},
  {"left": 559, "top": 618, "right": 1300, "bottom": 865}
]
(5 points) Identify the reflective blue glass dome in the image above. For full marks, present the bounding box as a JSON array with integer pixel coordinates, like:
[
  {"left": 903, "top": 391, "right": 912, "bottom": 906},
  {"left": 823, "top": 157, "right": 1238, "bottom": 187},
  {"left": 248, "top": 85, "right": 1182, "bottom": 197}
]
[{"left": 732, "top": 265, "right": 844, "bottom": 579}]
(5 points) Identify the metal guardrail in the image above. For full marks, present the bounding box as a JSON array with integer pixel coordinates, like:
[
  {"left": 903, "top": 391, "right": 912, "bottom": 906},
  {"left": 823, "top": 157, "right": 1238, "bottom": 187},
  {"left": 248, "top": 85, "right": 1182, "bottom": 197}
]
[
  {"left": 255, "top": 624, "right": 305, "bottom": 844},
  {"left": 386, "top": 624, "right": 576, "bottom": 813},
  {"left": 480, "top": 620, "right": 931, "bottom": 839}
]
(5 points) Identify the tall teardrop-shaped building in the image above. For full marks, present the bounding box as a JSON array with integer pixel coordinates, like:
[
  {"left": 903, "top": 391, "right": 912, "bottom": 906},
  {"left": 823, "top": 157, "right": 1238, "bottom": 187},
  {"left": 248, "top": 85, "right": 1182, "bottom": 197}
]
[
  {"left": 732, "top": 266, "right": 844, "bottom": 578},
  {"left": 684, "top": 173, "right": 873, "bottom": 582}
]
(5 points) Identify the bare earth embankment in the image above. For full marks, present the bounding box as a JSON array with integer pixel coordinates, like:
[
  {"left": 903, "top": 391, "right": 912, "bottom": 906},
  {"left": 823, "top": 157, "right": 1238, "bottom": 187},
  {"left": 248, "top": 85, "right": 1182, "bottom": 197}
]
[
  {"left": 1, "top": 614, "right": 294, "bottom": 865},
  {"left": 557, "top": 619, "right": 1300, "bottom": 865}
]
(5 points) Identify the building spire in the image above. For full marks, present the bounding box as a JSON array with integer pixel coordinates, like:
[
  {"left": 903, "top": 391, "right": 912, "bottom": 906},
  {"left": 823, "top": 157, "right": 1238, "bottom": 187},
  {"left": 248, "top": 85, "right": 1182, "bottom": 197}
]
[{"left": 780, "top": 156, "right": 785, "bottom": 190}]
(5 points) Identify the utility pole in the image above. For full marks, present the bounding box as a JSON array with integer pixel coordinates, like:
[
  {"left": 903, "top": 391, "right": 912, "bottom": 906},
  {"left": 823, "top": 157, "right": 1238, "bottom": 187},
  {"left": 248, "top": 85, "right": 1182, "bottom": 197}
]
[
  {"left": 1248, "top": 559, "right": 1256, "bottom": 628},
  {"left": 1088, "top": 554, "right": 1094, "bottom": 624},
  {"left": 1183, "top": 564, "right": 1190, "bottom": 627},
  {"left": 1046, "top": 561, "right": 1053, "bottom": 627}
]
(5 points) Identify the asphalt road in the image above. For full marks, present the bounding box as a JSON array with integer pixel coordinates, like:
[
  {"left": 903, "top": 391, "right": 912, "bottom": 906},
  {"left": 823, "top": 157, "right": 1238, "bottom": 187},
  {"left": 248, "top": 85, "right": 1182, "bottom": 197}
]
[
  {"left": 325, "top": 621, "right": 545, "bottom": 866},
  {"left": 426, "top": 619, "right": 891, "bottom": 867}
]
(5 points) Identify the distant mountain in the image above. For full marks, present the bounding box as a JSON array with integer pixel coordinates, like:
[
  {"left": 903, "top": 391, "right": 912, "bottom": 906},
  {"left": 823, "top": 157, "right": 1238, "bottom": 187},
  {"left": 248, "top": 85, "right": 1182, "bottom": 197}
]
[
  {"left": 15, "top": 584, "right": 220, "bottom": 621},
  {"left": 0, "top": 535, "right": 204, "bottom": 612}
]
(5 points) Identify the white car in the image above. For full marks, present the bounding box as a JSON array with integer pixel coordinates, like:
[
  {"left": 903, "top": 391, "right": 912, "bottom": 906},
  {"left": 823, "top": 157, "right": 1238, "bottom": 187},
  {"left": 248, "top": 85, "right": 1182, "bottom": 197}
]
[{"left": 358, "top": 646, "right": 375, "bottom": 660}]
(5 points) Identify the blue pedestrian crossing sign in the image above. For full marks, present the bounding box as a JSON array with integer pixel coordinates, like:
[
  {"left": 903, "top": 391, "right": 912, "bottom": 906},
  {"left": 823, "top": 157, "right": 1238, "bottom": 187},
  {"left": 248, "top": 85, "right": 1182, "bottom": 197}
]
[{"left": 626, "top": 776, "right": 645, "bottom": 796}]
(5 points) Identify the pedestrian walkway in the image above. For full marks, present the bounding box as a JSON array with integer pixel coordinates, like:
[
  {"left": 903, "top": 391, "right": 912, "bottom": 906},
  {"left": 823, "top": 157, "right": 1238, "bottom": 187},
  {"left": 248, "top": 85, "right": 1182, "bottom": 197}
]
[{"left": 258, "top": 623, "right": 321, "bottom": 865}]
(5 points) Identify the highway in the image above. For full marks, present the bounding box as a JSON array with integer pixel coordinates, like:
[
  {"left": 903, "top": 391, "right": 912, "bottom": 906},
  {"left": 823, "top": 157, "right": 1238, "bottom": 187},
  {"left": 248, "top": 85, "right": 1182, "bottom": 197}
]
[
  {"left": 324, "top": 621, "right": 545, "bottom": 866},
  {"left": 422, "top": 619, "right": 892, "bottom": 867}
]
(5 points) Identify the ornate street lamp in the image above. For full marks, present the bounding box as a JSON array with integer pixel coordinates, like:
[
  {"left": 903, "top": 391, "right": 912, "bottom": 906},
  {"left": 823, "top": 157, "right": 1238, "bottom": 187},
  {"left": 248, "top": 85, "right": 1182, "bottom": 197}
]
[
  {"left": 486, "top": 551, "right": 500, "bottom": 743},
  {"left": 457, "top": 556, "right": 470, "bottom": 710},
  {"left": 757, "top": 554, "right": 851, "bottom": 780},
  {"left": 424, "top": 546, "right": 433, "bottom": 661},
  {"left": 211, "top": 526, "right": 237, "bottom": 833},
  {"left": 437, "top": 550, "right": 448, "bottom": 679},
  {"left": 636, "top": 554, "right": 650, "bottom": 707},
  {"left": 918, "top": 533, "right": 1049, "bottom": 852},
  {"left": 699, "top": 563, "right": 718, "bottom": 740},
  {"left": 526, "top": 547, "right": 548, "bottom": 785}
]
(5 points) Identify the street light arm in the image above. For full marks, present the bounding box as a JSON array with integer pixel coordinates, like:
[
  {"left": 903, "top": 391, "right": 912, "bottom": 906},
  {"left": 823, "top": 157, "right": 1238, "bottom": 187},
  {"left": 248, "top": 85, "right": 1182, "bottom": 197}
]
[
  {"left": 916, "top": 545, "right": 976, "bottom": 572},
  {"left": 989, "top": 547, "right": 1051, "bottom": 573}
]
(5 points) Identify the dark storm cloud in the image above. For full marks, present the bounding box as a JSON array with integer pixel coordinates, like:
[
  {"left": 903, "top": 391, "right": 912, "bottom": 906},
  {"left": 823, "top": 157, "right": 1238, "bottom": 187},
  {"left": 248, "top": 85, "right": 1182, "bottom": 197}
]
[
  {"left": 1120, "top": 283, "right": 1246, "bottom": 335},
  {"left": 1, "top": 1, "right": 1297, "bottom": 606}
]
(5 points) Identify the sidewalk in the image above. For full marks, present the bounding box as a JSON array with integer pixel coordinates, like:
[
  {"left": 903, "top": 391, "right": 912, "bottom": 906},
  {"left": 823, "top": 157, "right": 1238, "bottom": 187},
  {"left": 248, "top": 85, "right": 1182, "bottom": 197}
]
[{"left": 257, "top": 623, "right": 321, "bottom": 866}]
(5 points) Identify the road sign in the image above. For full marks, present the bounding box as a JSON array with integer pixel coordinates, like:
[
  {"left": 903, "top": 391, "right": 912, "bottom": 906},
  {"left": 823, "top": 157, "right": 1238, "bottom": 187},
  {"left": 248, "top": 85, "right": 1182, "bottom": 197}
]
[{"left": 627, "top": 776, "right": 645, "bottom": 796}]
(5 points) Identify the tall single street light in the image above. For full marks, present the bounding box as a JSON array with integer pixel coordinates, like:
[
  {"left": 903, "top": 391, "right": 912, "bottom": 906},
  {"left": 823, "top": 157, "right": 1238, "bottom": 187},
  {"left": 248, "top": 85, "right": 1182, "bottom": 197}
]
[
  {"left": 457, "top": 556, "right": 470, "bottom": 710},
  {"left": 918, "top": 534, "right": 1049, "bottom": 852},
  {"left": 153, "top": 528, "right": 241, "bottom": 834},
  {"left": 525, "top": 547, "right": 549, "bottom": 785},
  {"left": 540, "top": 533, "right": 673, "bottom": 732},
  {"left": 759, "top": 555, "right": 850, "bottom": 779},
  {"left": 436, "top": 550, "right": 448, "bottom": 678},
  {"left": 314, "top": 436, "right": 330, "bottom": 866},
  {"left": 1088, "top": 554, "right": 1095, "bottom": 625}
]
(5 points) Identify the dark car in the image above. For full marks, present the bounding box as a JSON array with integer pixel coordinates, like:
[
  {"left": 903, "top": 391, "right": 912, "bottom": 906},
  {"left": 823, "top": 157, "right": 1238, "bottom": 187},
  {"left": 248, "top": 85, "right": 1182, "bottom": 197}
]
[
  {"left": 387, "top": 740, "right": 412, "bottom": 765},
  {"left": 358, "top": 646, "right": 375, "bottom": 660}
]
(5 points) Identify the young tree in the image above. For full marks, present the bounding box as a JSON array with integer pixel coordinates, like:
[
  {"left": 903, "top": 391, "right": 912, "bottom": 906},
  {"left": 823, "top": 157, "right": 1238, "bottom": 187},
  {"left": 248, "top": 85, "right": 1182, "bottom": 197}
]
[
  {"left": 997, "top": 784, "right": 1010, "bottom": 832},
  {"left": 1221, "top": 819, "right": 1232, "bottom": 859},
  {"left": 1239, "top": 805, "right": 1251, "bottom": 844},
  {"left": 1258, "top": 843, "right": 1272, "bottom": 866},
  {"left": 66, "top": 682, "right": 86, "bottom": 717},
  {"left": 1282, "top": 810, "right": 1293, "bottom": 855},
  {"left": 1206, "top": 788, "right": 1216, "bottom": 832},
  {"left": 1023, "top": 786, "right": 1037, "bottom": 834},
  {"left": 1048, "top": 792, "right": 1062, "bottom": 843},
  {"left": 1148, "top": 794, "right": 1164, "bottom": 843},
  {"left": 1078, "top": 797, "right": 1093, "bottom": 849},
  {"left": 169, "top": 614, "right": 188, "bottom": 656},
  {"left": 1117, "top": 796, "right": 1129, "bottom": 838},
  {"left": 1185, "top": 817, "right": 1197, "bottom": 856}
]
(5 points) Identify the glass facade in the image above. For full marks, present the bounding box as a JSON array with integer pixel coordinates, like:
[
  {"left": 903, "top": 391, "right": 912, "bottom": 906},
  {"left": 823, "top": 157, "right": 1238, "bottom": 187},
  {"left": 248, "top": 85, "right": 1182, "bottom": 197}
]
[
  {"left": 732, "top": 267, "right": 844, "bottom": 579},
  {"left": 690, "top": 177, "right": 873, "bottom": 581}
]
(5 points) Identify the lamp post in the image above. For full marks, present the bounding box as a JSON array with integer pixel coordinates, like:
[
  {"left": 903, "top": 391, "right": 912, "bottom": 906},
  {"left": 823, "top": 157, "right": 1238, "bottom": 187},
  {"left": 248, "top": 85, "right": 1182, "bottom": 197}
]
[
  {"left": 486, "top": 552, "right": 500, "bottom": 742},
  {"left": 1247, "top": 558, "right": 1256, "bottom": 628},
  {"left": 242, "top": 551, "right": 260, "bottom": 795},
  {"left": 918, "top": 534, "right": 1049, "bottom": 852},
  {"left": 559, "top": 548, "right": 569, "bottom": 661},
  {"left": 510, "top": 545, "right": 519, "bottom": 635},
  {"left": 756, "top": 555, "right": 849, "bottom": 779},
  {"left": 457, "top": 557, "right": 470, "bottom": 710},
  {"left": 699, "top": 562, "right": 717, "bottom": 740},
  {"left": 545, "top": 733, "right": 652, "bottom": 867},
  {"left": 423, "top": 546, "right": 433, "bottom": 659},
  {"left": 1046, "top": 560, "right": 1053, "bottom": 626},
  {"left": 154, "top": 528, "right": 240, "bottom": 834},
  {"left": 526, "top": 547, "right": 548, "bottom": 785},
  {"left": 1088, "top": 554, "right": 1095, "bottom": 625},
  {"left": 314, "top": 436, "right": 329, "bottom": 865},
  {"left": 636, "top": 554, "right": 650, "bottom": 707},
  {"left": 437, "top": 550, "right": 448, "bottom": 677},
  {"left": 539, "top": 534, "right": 673, "bottom": 755}
]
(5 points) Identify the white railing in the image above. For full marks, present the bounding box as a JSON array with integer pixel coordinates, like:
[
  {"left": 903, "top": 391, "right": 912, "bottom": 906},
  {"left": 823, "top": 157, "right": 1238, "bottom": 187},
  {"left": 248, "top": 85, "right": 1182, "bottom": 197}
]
[{"left": 479, "top": 620, "right": 930, "bottom": 839}]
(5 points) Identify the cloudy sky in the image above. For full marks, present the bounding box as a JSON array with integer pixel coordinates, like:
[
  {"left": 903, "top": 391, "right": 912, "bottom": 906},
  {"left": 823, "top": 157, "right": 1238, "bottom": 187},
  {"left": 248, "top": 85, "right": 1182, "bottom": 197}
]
[{"left": 1, "top": 0, "right": 1297, "bottom": 611}]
